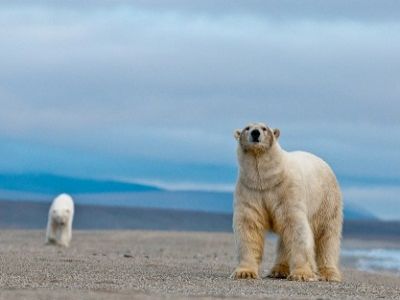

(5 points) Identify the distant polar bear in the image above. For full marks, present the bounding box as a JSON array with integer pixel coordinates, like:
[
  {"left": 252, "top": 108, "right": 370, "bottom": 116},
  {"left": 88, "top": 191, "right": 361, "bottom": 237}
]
[
  {"left": 231, "top": 122, "right": 342, "bottom": 282},
  {"left": 46, "top": 193, "right": 74, "bottom": 247}
]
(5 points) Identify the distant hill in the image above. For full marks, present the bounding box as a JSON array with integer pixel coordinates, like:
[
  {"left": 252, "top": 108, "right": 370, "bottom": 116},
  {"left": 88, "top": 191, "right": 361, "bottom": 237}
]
[
  {"left": 0, "top": 173, "right": 161, "bottom": 194},
  {"left": 0, "top": 173, "right": 378, "bottom": 221},
  {"left": 343, "top": 205, "right": 377, "bottom": 220}
]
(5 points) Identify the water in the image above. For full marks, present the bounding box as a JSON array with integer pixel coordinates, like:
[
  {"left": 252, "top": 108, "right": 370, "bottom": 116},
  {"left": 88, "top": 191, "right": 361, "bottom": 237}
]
[{"left": 342, "top": 248, "right": 400, "bottom": 275}]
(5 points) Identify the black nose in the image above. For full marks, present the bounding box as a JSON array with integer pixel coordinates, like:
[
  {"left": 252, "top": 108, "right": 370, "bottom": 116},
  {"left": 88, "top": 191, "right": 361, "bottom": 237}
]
[{"left": 251, "top": 129, "right": 260, "bottom": 140}]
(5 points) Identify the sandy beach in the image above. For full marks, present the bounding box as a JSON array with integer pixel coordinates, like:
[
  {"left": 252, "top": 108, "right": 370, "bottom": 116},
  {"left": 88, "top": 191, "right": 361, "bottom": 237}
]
[{"left": 0, "top": 230, "right": 399, "bottom": 299}]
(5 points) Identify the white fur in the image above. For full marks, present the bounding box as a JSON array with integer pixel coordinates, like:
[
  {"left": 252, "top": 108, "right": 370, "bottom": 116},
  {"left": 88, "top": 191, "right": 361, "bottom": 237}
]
[
  {"left": 46, "top": 193, "right": 74, "bottom": 247},
  {"left": 232, "top": 123, "right": 342, "bottom": 282}
]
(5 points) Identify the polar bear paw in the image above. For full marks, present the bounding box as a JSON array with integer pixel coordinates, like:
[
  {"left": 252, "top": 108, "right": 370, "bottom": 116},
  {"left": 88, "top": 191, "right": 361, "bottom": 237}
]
[
  {"left": 231, "top": 267, "right": 259, "bottom": 279},
  {"left": 319, "top": 267, "right": 341, "bottom": 282},
  {"left": 268, "top": 264, "right": 290, "bottom": 279},
  {"left": 46, "top": 238, "right": 57, "bottom": 245},
  {"left": 288, "top": 267, "right": 318, "bottom": 282}
]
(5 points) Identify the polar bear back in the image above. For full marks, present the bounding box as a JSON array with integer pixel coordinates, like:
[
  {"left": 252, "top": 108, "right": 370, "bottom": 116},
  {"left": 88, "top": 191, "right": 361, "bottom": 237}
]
[
  {"left": 287, "top": 151, "right": 334, "bottom": 178},
  {"left": 285, "top": 151, "right": 340, "bottom": 216}
]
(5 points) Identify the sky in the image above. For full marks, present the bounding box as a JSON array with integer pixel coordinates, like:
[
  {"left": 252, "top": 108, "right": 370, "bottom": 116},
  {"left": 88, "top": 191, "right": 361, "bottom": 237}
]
[{"left": 0, "top": 1, "right": 399, "bottom": 218}]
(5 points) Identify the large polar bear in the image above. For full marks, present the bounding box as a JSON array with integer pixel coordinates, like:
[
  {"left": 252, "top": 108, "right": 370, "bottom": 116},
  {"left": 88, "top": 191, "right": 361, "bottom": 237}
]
[
  {"left": 46, "top": 193, "right": 74, "bottom": 247},
  {"left": 231, "top": 122, "right": 342, "bottom": 282}
]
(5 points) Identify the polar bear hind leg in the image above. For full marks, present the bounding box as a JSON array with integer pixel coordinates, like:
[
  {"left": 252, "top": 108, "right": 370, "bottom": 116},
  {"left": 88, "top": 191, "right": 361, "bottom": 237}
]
[
  {"left": 268, "top": 238, "right": 290, "bottom": 279},
  {"left": 315, "top": 216, "right": 342, "bottom": 282}
]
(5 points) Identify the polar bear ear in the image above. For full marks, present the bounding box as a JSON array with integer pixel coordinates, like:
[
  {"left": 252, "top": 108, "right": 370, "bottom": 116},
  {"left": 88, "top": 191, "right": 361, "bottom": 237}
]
[
  {"left": 234, "top": 129, "right": 241, "bottom": 140},
  {"left": 273, "top": 128, "right": 280, "bottom": 139}
]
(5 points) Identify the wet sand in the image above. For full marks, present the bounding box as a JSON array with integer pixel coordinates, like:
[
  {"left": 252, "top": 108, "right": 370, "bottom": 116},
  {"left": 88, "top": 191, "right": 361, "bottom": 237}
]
[{"left": 0, "top": 230, "right": 399, "bottom": 299}]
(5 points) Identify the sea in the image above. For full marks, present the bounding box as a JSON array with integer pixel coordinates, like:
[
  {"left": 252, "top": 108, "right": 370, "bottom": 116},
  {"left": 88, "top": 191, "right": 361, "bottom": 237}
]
[{"left": 342, "top": 248, "right": 400, "bottom": 276}]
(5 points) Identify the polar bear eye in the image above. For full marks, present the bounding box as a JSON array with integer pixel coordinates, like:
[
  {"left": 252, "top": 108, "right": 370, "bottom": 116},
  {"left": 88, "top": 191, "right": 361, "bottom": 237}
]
[
  {"left": 244, "top": 126, "right": 250, "bottom": 131},
  {"left": 262, "top": 127, "right": 267, "bottom": 131}
]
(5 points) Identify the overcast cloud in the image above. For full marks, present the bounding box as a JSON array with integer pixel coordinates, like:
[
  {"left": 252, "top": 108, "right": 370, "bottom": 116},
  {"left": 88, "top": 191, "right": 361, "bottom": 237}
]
[{"left": 0, "top": 1, "right": 399, "bottom": 188}]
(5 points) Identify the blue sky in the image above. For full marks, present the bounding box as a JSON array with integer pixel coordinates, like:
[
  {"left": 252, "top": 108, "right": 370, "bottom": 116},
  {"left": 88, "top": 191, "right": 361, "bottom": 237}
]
[{"left": 0, "top": 1, "right": 399, "bottom": 218}]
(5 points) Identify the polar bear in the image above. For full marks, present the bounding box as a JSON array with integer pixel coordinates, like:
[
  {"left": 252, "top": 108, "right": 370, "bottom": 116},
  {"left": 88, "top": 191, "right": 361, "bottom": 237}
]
[
  {"left": 231, "top": 122, "right": 342, "bottom": 282},
  {"left": 46, "top": 193, "right": 74, "bottom": 247}
]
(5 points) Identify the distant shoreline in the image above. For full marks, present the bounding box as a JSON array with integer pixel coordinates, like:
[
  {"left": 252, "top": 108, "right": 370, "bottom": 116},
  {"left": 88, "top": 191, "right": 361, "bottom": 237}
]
[{"left": 1, "top": 199, "right": 399, "bottom": 241}]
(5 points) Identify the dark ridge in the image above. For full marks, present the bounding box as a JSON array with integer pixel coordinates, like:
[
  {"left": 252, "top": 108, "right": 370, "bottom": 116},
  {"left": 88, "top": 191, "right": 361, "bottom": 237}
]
[
  {"left": 0, "top": 200, "right": 399, "bottom": 240},
  {"left": 0, "top": 200, "right": 232, "bottom": 232},
  {"left": 343, "top": 220, "right": 400, "bottom": 240}
]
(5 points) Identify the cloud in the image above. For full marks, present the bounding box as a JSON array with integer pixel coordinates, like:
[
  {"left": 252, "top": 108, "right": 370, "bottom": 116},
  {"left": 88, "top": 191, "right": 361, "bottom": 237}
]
[
  {"left": 4, "top": 1, "right": 400, "bottom": 22},
  {"left": 0, "top": 1, "right": 399, "bottom": 181}
]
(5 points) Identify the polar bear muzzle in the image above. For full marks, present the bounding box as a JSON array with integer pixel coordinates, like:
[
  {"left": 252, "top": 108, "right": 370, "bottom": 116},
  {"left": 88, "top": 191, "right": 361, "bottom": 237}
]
[
  {"left": 234, "top": 122, "right": 279, "bottom": 154},
  {"left": 250, "top": 129, "right": 261, "bottom": 142}
]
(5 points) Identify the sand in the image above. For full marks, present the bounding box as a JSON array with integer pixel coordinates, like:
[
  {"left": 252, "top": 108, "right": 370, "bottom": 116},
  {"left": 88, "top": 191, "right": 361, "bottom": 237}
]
[{"left": 0, "top": 230, "right": 399, "bottom": 299}]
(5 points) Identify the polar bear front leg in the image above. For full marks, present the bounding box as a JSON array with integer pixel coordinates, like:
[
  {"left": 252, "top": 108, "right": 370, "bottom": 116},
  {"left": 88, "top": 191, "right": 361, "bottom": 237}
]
[
  {"left": 282, "top": 212, "right": 318, "bottom": 282},
  {"left": 231, "top": 210, "right": 266, "bottom": 279},
  {"left": 58, "top": 223, "right": 72, "bottom": 247},
  {"left": 45, "top": 220, "right": 57, "bottom": 244}
]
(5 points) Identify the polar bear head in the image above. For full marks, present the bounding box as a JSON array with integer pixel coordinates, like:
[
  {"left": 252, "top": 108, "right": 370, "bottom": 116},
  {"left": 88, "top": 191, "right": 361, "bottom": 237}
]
[
  {"left": 234, "top": 122, "right": 280, "bottom": 154},
  {"left": 49, "top": 193, "right": 74, "bottom": 226},
  {"left": 51, "top": 208, "right": 72, "bottom": 226}
]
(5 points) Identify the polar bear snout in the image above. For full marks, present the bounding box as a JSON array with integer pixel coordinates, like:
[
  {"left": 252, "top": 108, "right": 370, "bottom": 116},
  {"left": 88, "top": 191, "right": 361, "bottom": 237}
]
[
  {"left": 53, "top": 215, "right": 67, "bottom": 226},
  {"left": 56, "top": 221, "right": 66, "bottom": 226},
  {"left": 235, "top": 123, "right": 279, "bottom": 153},
  {"left": 52, "top": 210, "right": 70, "bottom": 226},
  {"left": 250, "top": 129, "right": 261, "bottom": 142}
]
